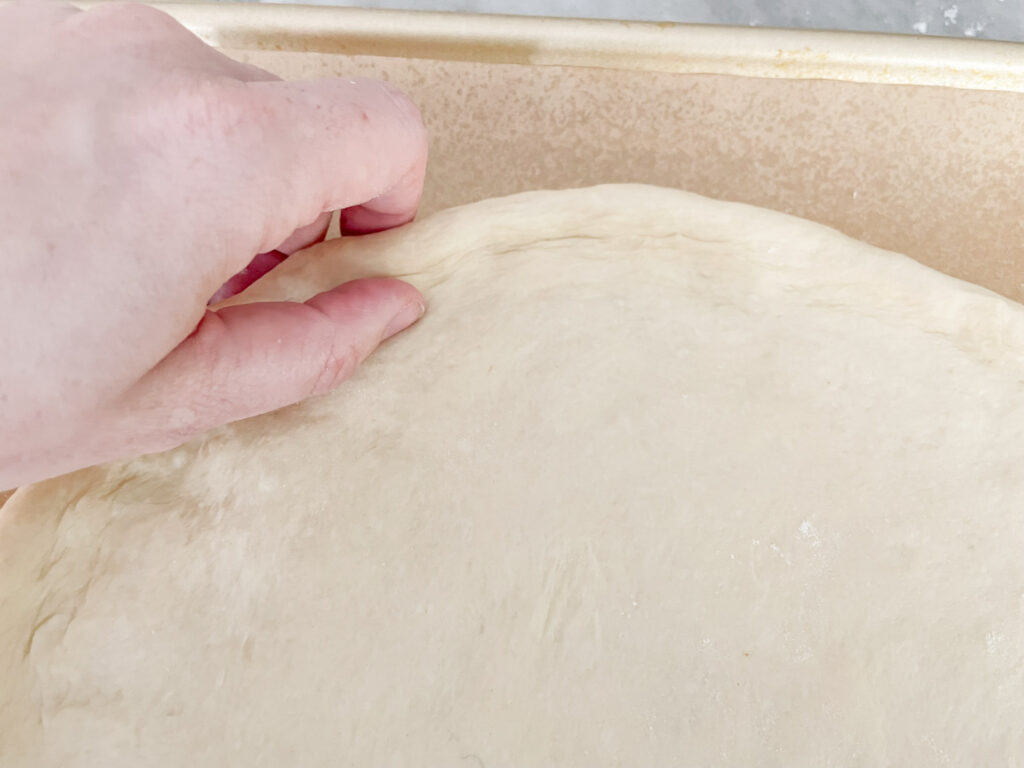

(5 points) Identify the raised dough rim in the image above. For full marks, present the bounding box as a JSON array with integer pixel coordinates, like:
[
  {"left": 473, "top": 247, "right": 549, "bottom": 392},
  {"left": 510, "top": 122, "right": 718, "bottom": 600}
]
[
  {"left": 240, "top": 185, "right": 1024, "bottom": 373},
  {"left": 5, "top": 183, "right": 1024, "bottom": 507}
]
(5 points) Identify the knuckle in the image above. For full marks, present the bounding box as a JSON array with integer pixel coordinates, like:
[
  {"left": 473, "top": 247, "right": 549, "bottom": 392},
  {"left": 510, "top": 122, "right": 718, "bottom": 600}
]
[
  {"left": 173, "top": 317, "right": 224, "bottom": 406},
  {"left": 381, "top": 84, "right": 427, "bottom": 135},
  {"left": 308, "top": 340, "right": 359, "bottom": 397},
  {"left": 351, "top": 79, "right": 425, "bottom": 135}
]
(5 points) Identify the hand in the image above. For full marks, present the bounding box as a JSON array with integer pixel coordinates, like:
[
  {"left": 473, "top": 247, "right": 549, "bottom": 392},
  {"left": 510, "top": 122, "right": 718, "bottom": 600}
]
[{"left": 0, "top": 1, "right": 428, "bottom": 489}]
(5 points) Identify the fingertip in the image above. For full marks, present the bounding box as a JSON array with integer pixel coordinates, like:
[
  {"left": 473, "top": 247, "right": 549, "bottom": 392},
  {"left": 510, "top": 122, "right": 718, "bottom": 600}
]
[
  {"left": 308, "top": 277, "right": 425, "bottom": 334},
  {"left": 382, "top": 299, "right": 426, "bottom": 340},
  {"left": 195, "top": 75, "right": 428, "bottom": 262}
]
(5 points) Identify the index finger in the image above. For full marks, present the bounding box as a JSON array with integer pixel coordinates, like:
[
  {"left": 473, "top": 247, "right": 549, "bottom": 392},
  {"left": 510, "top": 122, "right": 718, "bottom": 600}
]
[
  {"left": 245, "top": 77, "right": 427, "bottom": 247},
  {"left": 191, "top": 75, "right": 428, "bottom": 274}
]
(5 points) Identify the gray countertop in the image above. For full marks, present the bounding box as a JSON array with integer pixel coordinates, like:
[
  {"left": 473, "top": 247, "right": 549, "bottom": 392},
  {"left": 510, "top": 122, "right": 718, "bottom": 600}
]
[{"left": 238, "top": 0, "right": 1024, "bottom": 42}]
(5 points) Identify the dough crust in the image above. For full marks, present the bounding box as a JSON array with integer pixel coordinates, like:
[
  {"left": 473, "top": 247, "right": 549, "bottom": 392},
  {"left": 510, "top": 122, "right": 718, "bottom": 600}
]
[{"left": 2, "top": 186, "right": 1023, "bottom": 766}]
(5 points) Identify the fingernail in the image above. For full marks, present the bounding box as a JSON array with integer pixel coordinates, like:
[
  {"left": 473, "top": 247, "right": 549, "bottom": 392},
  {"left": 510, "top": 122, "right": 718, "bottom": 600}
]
[{"left": 383, "top": 300, "right": 426, "bottom": 340}]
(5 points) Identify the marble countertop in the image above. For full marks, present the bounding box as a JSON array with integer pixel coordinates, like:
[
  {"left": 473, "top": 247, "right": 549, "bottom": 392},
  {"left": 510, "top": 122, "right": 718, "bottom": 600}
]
[{"left": 240, "top": 0, "right": 1024, "bottom": 42}]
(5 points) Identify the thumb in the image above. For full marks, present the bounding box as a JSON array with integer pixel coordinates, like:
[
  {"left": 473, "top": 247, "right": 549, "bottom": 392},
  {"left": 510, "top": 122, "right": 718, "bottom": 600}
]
[{"left": 118, "top": 278, "right": 424, "bottom": 453}]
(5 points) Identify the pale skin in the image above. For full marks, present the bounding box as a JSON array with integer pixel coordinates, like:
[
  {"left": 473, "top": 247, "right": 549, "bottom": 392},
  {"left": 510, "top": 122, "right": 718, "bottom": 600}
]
[{"left": 0, "top": 1, "right": 430, "bottom": 489}]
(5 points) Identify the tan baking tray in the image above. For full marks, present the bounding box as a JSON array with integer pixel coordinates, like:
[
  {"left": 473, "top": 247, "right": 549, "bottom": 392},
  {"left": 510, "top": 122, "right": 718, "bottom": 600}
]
[
  {"left": 147, "top": 2, "right": 1024, "bottom": 302},
  {"left": 1, "top": 4, "right": 1023, "bottom": 505}
]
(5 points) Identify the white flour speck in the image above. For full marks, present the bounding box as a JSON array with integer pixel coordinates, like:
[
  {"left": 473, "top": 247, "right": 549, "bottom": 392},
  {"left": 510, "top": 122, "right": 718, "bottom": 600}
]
[
  {"left": 792, "top": 646, "right": 813, "bottom": 663},
  {"left": 912, "top": 21, "right": 928, "bottom": 34},
  {"left": 986, "top": 631, "right": 1005, "bottom": 655},
  {"left": 769, "top": 543, "right": 792, "bottom": 565},
  {"left": 799, "top": 519, "right": 822, "bottom": 547},
  {"left": 943, "top": 5, "right": 959, "bottom": 25}
]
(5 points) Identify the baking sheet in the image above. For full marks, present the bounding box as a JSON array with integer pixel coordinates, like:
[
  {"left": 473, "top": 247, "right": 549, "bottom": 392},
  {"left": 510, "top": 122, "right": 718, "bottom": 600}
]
[{"left": 152, "top": 3, "right": 1024, "bottom": 91}]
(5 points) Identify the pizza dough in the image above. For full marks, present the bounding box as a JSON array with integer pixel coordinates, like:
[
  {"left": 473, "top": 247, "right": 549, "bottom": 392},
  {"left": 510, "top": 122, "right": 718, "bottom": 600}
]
[{"left": 2, "top": 185, "right": 1023, "bottom": 766}]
